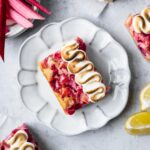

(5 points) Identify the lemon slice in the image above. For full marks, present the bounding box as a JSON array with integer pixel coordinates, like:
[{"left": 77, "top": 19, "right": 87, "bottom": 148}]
[
  {"left": 125, "top": 112, "right": 150, "bottom": 135},
  {"left": 140, "top": 84, "right": 150, "bottom": 111}
]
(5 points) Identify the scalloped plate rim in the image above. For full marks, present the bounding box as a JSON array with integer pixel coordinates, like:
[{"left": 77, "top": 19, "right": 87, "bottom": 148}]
[{"left": 17, "top": 17, "right": 131, "bottom": 136}]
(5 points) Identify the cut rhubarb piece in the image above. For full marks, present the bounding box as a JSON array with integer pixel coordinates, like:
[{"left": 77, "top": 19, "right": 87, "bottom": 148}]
[
  {"left": 1, "top": 123, "right": 40, "bottom": 150},
  {"left": 27, "top": 0, "right": 51, "bottom": 15},
  {"left": 6, "top": 19, "right": 15, "bottom": 26},
  {"left": 0, "top": 0, "right": 7, "bottom": 61},
  {"left": 39, "top": 37, "right": 107, "bottom": 115},
  {"left": 125, "top": 7, "right": 150, "bottom": 60},
  {"left": 8, "top": 8, "right": 33, "bottom": 28},
  {"left": 8, "top": 0, "right": 45, "bottom": 20}
]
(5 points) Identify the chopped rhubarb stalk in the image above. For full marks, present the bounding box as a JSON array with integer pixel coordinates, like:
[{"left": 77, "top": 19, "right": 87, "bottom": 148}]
[
  {"left": 0, "top": 0, "right": 7, "bottom": 61},
  {"left": 6, "top": 19, "right": 15, "bottom": 26},
  {"left": 27, "top": 0, "right": 51, "bottom": 15},
  {"left": 8, "top": 0, "right": 45, "bottom": 20},
  {"left": 8, "top": 8, "right": 33, "bottom": 28}
]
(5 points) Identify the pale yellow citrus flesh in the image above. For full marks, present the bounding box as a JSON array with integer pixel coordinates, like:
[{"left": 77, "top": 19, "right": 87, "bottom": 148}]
[
  {"left": 125, "top": 112, "right": 150, "bottom": 135},
  {"left": 140, "top": 84, "right": 150, "bottom": 111}
]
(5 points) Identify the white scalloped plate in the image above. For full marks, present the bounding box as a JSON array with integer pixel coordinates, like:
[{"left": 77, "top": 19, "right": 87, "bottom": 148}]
[{"left": 18, "top": 17, "right": 131, "bottom": 136}]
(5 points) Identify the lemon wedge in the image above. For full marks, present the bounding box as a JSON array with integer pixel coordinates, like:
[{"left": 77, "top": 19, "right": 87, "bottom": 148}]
[
  {"left": 125, "top": 112, "right": 150, "bottom": 135},
  {"left": 140, "top": 84, "right": 150, "bottom": 111}
]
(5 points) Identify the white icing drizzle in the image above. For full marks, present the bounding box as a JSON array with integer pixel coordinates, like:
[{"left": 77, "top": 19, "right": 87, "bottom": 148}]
[
  {"left": 133, "top": 7, "right": 150, "bottom": 34},
  {"left": 6, "top": 130, "right": 35, "bottom": 150},
  {"left": 61, "top": 40, "right": 106, "bottom": 102}
]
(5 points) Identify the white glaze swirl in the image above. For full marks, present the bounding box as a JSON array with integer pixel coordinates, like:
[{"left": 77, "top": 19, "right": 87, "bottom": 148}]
[
  {"left": 61, "top": 40, "right": 106, "bottom": 102},
  {"left": 6, "top": 130, "right": 35, "bottom": 150},
  {"left": 133, "top": 7, "right": 150, "bottom": 34}
]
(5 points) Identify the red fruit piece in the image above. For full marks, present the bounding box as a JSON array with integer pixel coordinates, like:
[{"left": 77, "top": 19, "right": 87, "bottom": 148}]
[
  {"left": 76, "top": 37, "right": 86, "bottom": 51},
  {"left": 6, "top": 19, "right": 15, "bottom": 26}
]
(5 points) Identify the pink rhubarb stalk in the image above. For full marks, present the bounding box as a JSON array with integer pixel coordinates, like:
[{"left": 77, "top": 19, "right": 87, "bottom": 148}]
[
  {"left": 6, "top": 19, "right": 15, "bottom": 26},
  {"left": 8, "top": 8, "right": 33, "bottom": 28},
  {"left": 0, "top": 0, "right": 7, "bottom": 61},
  {"left": 8, "top": 0, "right": 45, "bottom": 20},
  {"left": 27, "top": 0, "right": 51, "bottom": 15}
]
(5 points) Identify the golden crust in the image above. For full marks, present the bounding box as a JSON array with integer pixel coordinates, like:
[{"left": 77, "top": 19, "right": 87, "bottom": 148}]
[
  {"left": 54, "top": 92, "right": 74, "bottom": 111},
  {"left": 38, "top": 63, "right": 53, "bottom": 82}
]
